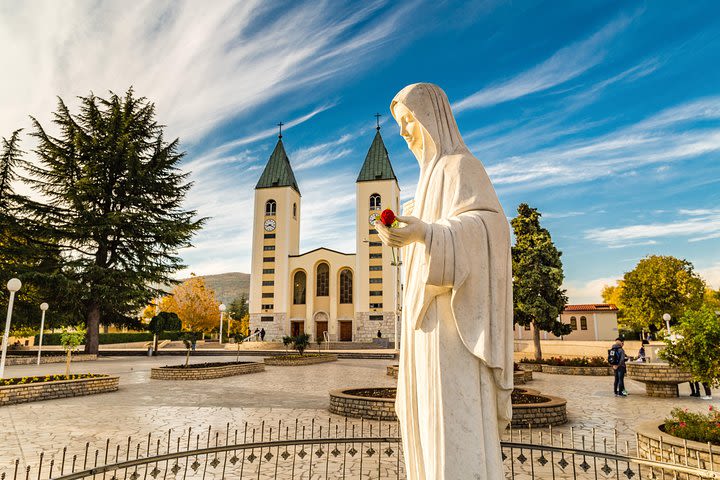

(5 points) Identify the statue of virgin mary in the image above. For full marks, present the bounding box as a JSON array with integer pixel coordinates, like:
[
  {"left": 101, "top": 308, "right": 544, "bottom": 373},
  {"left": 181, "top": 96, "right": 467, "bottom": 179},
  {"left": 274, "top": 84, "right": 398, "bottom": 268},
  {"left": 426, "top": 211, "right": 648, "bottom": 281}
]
[{"left": 375, "top": 83, "right": 513, "bottom": 479}]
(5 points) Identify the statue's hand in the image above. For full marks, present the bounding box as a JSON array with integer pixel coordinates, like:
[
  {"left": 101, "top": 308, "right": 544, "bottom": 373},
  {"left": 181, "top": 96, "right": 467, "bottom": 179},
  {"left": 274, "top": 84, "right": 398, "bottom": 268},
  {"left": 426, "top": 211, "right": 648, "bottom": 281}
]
[{"left": 376, "top": 215, "right": 427, "bottom": 247}]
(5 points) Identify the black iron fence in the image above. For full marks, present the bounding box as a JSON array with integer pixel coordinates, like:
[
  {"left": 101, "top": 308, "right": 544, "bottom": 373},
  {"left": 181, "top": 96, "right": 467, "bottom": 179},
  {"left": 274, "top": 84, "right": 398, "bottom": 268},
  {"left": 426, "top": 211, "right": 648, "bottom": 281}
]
[{"left": 2, "top": 420, "right": 718, "bottom": 479}]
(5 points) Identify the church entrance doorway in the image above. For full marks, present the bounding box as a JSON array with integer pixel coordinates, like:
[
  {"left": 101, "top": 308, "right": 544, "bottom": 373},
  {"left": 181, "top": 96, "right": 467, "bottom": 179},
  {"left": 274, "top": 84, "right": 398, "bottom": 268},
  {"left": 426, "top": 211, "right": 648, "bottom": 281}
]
[
  {"left": 290, "top": 321, "right": 304, "bottom": 337},
  {"left": 339, "top": 321, "right": 353, "bottom": 342},
  {"left": 315, "top": 322, "right": 328, "bottom": 341},
  {"left": 314, "top": 312, "right": 329, "bottom": 341}
]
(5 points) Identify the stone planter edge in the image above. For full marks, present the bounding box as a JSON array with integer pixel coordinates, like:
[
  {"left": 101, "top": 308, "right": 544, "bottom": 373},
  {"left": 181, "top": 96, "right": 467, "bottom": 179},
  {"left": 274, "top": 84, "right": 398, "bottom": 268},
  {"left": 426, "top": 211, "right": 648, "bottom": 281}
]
[{"left": 0, "top": 375, "right": 119, "bottom": 406}]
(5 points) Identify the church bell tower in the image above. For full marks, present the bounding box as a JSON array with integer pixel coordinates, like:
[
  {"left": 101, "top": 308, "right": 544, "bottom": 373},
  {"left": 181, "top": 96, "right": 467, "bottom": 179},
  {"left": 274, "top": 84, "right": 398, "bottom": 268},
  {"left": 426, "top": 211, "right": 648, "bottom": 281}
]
[
  {"left": 248, "top": 130, "right": 301, "bottom": 339},
  {"left": 354, "top": 121, "right": 400, "bottom": 342}
]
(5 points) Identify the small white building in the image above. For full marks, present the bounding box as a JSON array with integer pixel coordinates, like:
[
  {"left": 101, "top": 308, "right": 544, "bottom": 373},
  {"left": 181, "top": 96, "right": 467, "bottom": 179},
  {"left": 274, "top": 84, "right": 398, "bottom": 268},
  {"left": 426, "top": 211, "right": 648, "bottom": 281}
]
[{"left": 514, "top": 304, "right": 620, "bottom": 341}]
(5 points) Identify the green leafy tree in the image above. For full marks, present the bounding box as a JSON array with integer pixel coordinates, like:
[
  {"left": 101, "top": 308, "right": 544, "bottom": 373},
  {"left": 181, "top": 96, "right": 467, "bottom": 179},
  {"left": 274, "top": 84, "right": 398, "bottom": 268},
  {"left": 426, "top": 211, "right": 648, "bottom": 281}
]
[
  {"left": 60, "top": 325, "right": 86, "bottom": 378},
  {"left": 24, "top": 89, "right": 205, "bottom": 353},
  {"left": 228, "top": 294, "right": 248, "bottom": 320},
  {"left": 618, "top": 255, "right": 705, "bottom": 332},
  {"left": 660, "top": 307, "right": 720, "bottom": 387},
  {"left": 511, "top": 203, "right": 570, "bottom": 360},
  {"left": 292, "top": 333, "right": 310, "bottom": 356},
  {"left": 148, "top": 311, "right": 182, "bottom": 354}
]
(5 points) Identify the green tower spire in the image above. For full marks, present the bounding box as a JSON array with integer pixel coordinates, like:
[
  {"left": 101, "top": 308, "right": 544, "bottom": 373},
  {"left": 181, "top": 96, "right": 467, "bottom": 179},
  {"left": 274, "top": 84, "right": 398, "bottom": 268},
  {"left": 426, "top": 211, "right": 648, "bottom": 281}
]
[{"left": 255, "top": 135, "right": 300, "bottom": 194}]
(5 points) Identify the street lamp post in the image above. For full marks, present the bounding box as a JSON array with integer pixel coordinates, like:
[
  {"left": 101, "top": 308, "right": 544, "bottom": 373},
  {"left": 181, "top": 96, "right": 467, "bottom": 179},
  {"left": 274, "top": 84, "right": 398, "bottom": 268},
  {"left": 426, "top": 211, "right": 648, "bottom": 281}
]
[
  {"left": 219, "top": 304, "right": 226, "bottom": 345},
  {"left": 0, "top": 278, "right": 22, "bottom": 379},
  {"left": 663, "top": 313, "right": 672, "bottom": 336},
  {"left": 36, "top": 303, "right": 49, "bottom": 365}
]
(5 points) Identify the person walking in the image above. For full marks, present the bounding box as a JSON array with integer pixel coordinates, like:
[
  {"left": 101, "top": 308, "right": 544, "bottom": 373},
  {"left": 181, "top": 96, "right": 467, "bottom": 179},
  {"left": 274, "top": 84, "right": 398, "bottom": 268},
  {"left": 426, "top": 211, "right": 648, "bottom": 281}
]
[
  {"left": 609, "top": 338, "right": 628, "bottom": 396},
  {"left": 260, "top": 328, "right": 266, "bottom": 341}
]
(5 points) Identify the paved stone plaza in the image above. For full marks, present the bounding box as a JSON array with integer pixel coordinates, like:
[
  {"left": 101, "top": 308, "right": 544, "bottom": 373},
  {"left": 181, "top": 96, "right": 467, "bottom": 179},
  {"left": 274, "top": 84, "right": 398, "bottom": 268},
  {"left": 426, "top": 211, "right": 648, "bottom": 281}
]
[{"left": 0, "top": 356, "right": 717, "bottom": 474}]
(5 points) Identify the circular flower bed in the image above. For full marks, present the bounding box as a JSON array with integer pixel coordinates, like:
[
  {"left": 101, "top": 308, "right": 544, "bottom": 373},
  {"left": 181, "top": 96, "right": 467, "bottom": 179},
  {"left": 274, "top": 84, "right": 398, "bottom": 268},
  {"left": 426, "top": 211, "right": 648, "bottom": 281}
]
[
  {"left": 636, "top": 417, "right": 720, "bottom": 472},
  {"left": 329, "top": 386, "right": 566, "bottom": 428},
  {"left": 329, "top": 387, "right": 397, "bottom": 421},
  {"left": 0, "top": 374, "right": 119, "bottom": 406},
  {"left": 264, "top": 354, "right": 338, "bottom": 366},
  {"left": 626, "top": 363, "right": 692, "bottom": 397},
  {"left": 510, "top": 388, "right": 567, "bottom": 429},
  {"left": 150, "top": 361, "right": 264, "bottom": 380}
]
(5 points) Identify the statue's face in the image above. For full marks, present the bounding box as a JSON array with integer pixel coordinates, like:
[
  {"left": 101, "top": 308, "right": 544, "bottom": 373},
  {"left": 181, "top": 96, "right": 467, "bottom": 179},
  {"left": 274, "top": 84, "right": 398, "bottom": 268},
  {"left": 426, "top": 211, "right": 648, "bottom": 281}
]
[{"left": 393, "top": 103, "right": 422, "bottom": 155}]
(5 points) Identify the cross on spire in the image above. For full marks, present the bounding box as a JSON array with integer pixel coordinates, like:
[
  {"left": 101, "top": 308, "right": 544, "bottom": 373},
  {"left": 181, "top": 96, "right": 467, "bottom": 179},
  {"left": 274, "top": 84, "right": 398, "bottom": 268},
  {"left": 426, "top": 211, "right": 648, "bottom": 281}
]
[
  {"left": 374, "top": 113, "right": 382, "bottom": 131},
  {"left": 277, "top": 122, "right": 284, "bottom": 139}
]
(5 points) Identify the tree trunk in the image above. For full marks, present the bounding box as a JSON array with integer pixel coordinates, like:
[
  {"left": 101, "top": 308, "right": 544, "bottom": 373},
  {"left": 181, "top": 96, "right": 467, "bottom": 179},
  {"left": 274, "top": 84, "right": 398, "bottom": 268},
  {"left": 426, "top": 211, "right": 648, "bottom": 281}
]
[
  {"left": 65, "top": 350, "right": 72, "bottom": 378},
  {"left": 153, "top": 334, "right": 158, "bottom": 356},
  {"left": 85, "top": 303, "right": 101, "bottom": 354},
  {"left": 185, "top": 349, "right": 190, "bottom": 367},
  {"left": 533, "top": 322, "right": 542, "bottom": 361}
]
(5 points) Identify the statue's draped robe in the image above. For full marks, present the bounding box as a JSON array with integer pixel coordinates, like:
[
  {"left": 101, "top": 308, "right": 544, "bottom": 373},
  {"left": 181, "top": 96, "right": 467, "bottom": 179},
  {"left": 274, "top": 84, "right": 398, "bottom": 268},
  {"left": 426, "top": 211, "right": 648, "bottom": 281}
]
[{"left": 392, "top": 84, "right": 513, "bottom": 480}]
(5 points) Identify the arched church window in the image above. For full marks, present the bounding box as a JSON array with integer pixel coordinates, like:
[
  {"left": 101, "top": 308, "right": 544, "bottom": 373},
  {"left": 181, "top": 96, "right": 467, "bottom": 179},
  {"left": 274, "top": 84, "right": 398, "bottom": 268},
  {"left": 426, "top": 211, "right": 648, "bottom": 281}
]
[
  {"left": 265, "top": 200, "right": 276, "bottom": 216},
  {"left": 369, "top": 194, "right": 381, "bottom": 211},
  {"left": 570, "top": 316, "right": 577, "bottom": 330},
  {"left": 339, "top": 269, "right": 353, "bottom": 304},
  {"left": 316, "top": 263, "right": 329, "bottom": 296},
  {"left": 293, "top": 271, "right": 306, "bottom": 305},
  {"left": 580, "top": 316, "right": 588, "bottom": 330}
]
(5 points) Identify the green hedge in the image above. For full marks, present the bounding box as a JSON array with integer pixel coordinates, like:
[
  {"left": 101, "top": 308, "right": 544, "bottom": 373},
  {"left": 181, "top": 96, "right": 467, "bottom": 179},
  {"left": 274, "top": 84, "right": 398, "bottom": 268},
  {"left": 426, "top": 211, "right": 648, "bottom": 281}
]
[{"left": 34, "top": 331, "right": 186, "bottom": 346}]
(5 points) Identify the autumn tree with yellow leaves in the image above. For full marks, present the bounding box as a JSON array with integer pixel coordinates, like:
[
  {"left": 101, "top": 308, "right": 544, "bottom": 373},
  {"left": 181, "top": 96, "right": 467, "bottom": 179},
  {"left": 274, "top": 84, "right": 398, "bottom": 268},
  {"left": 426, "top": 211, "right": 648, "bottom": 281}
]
[{"left": 161, "top": 274, "right": 221, "bottom": 332}]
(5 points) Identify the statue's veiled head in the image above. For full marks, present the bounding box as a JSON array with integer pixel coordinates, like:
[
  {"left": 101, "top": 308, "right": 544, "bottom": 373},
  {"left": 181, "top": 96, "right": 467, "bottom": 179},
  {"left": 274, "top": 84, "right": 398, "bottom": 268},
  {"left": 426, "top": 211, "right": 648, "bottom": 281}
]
[{"left": 391, "top": 83, "right": 466, "bottom": 165}]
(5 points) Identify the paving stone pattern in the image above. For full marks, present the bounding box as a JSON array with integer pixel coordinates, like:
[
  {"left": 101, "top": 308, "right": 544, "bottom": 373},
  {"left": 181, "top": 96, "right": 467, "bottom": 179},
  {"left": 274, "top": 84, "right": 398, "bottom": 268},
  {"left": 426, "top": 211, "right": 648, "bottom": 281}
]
[{"left": 0, "top": 356, "right": 717, "bottom": 477}]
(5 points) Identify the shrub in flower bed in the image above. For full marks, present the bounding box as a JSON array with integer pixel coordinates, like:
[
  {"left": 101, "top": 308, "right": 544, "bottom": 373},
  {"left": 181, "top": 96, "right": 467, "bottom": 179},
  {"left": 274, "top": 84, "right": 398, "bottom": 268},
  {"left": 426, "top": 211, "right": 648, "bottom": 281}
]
[
  {"left": 663, "top": 406, "right": 720, "bottom": 446},
  {"left": 520, "top": 356, "right": 608, "bottom": 367},
  {"left": 0, "top": 374, "right": 106, "bottom": 386}
]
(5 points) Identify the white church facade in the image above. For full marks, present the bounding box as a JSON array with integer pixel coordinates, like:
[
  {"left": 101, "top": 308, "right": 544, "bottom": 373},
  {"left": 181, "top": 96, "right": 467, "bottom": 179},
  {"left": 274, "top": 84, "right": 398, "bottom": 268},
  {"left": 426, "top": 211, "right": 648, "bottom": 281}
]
[{"left": 248, "top": 126, "right": 401, "bottom": 342}]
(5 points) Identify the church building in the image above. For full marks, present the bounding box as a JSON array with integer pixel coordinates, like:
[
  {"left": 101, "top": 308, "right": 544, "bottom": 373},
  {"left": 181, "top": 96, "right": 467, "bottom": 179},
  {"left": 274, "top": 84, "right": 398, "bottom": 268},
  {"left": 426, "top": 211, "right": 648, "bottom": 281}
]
[{"left": 248, "top": 125, "right": 400, "bottom": 342}]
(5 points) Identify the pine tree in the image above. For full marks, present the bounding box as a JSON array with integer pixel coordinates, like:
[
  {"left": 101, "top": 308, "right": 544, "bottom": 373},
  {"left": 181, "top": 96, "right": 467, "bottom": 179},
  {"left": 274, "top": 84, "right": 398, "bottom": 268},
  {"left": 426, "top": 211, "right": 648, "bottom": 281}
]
[
  {"left": 24, "top": 89, "right": 204, "bottom": 353},
  {"left": 511, "top": 203, "right": 570, "bottom": 360}
]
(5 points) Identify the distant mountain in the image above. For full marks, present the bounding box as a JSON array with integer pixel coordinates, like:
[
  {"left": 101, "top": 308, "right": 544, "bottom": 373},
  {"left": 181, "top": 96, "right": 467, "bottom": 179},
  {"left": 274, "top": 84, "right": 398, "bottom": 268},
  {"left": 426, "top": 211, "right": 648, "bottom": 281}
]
[{"left": 191, "top": 272, "right": 250, "bottom": 305}]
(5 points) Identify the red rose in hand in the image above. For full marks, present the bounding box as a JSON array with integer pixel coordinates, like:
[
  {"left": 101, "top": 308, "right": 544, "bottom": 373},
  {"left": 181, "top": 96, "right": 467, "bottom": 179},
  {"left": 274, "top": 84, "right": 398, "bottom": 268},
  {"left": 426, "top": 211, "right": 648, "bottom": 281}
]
[{"left": 380, "top": 208, "right": 396, "bottom": 227}]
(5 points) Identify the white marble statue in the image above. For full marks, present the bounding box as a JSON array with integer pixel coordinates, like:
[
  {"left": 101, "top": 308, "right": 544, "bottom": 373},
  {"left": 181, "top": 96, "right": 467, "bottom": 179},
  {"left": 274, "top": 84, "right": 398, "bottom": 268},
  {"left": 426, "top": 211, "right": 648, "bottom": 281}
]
[{"left": 375, "top": 83, "right": 513, "bottom": 480}]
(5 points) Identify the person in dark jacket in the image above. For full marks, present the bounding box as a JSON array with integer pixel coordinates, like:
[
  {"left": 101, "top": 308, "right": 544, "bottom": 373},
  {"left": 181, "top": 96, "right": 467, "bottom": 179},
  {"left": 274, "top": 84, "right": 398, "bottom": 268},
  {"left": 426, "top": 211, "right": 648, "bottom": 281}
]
[
  {"left": 260, "top": 328, "right": 266, "bottom": 341},
  {"left": 611, "top": 338, "right": 628, "bottom": 396}
]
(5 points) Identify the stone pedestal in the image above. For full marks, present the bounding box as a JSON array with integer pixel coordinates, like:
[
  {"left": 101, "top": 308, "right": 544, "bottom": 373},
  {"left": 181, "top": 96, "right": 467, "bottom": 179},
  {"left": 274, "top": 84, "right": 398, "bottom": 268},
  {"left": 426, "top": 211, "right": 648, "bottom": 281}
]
[{"left": 626, "top": 363, "right": 692, "bottom": 398}]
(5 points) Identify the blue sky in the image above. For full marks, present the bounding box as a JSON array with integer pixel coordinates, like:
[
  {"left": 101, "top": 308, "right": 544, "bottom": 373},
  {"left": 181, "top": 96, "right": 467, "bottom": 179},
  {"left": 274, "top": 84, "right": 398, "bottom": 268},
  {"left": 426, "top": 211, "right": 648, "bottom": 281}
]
[{"left": 1, "top": 0, "right": 719, "bottom": 302}]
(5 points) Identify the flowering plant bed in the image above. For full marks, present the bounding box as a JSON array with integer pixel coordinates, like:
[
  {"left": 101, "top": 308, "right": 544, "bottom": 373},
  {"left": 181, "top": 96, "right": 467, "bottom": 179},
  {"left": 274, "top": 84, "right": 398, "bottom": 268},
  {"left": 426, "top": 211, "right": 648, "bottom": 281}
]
[
  {"left": 263, "top": 354, "right": 338, "bottom": 366},
  {"left": 150, "top": 361, "right": 264, "bottom": 380},
  {"left": 636, "top": 420, "right": 720, "bottom": 471},
  {"left": 0, "top": 373, "right": 105, "bottom": 386},
  {"left": 520, "top": 356, "right": 609, "bottom": 367},
  {"left": 663, "top": 406, "right": 720, "bottom": 446},
  {"left": 0, "top": 374, "right": 119, "bottom": 406}
]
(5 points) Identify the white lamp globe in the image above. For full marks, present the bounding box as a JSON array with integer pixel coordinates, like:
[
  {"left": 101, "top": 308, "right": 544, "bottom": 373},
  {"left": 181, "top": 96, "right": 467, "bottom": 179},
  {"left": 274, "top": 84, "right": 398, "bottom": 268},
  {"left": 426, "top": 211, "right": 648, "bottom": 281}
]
[
  {"left": 219, "top": 304, "right": 227, "bottom": 312},
  {"left": 662, "top": 313, "right": 671, "bottom": 322},
  {"left": 40, "top": 303, "right": 49, "bottom": 311},
  {"left": 6, "top": 278, "right": 21, "bottom": 292}
]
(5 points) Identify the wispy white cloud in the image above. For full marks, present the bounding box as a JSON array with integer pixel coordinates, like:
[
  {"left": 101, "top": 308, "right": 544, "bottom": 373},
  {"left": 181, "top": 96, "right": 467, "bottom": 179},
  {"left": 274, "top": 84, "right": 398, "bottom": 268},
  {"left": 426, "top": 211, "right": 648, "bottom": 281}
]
[
  {"left": 0, "top": 1, "right": 404, "bottom": 146},
  {"left": 484, "top": 96, "right": 720, "bottom": 190},
  {"left": 584, "top": 209, "right": 720, "bottom": 247},
  {"left": 453, "top": 14, "right": 634, "bottom": 111},
  {"left": 564, "top": 276, "right": 619, "bottom": 304}
]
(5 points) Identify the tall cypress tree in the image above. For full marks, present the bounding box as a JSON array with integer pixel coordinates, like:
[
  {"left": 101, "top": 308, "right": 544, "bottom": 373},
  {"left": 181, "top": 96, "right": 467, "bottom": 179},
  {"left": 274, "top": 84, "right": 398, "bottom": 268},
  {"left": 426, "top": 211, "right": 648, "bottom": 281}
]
[
  {"left": 25, "top": 89, "right": 204, "bottom": 353},
  {"left": 511, "top": 203, "right": 570, "bottom": 360}
]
